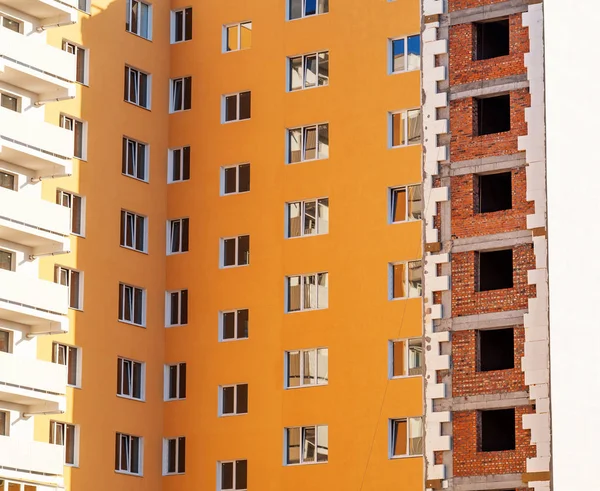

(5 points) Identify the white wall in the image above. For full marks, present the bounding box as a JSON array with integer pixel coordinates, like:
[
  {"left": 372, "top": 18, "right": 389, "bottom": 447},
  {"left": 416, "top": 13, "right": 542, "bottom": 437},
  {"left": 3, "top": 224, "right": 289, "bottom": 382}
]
[{"left": 545, "top": 0, "right": 600, "bottom": 487}]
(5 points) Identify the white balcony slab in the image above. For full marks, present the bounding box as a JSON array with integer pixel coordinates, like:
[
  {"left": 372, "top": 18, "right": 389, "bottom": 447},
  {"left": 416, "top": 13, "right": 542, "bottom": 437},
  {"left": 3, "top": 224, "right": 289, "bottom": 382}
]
[
  {"left": 0, "top": 436, "right": 64, "bottom": 484},
  {"left": 2, "top": 0, "right": 77, "bottom": 25},
  {"left": 0, "top": 107, "right": 73, "bottom": 173},
  {"left": 0, "top": 26, "right": 76, "bottom": 99}
]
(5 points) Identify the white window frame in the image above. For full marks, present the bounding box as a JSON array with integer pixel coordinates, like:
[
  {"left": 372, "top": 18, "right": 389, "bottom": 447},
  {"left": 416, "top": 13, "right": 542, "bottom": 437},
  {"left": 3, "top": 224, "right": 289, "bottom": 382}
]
[
  {"left": 62, "top": 40, "right": 89, "bottom": 85},
  {"left": 219, "top": 383, "right": 248, "bottom": 416},
  {"left": 52, "top": 342, "right": 82, "bottom": 388},
  {"left": 221, "top": 164, "right": 250, "bottom": 195},
  {"left": 219, "top": 309, "right": 249, "bottom": 342},
  {"left": 223, "top": 21, "right": 252, "bottom": 52},
  {"left": 284, "top": 425, "right": 329, "bottom": 465},
  {"left": 389, "top": 338, "right": 423, "bottom": 379},
  {"left": 389, "top": 35, "right": 421, "bottom": 74},
  {"left": 57, "top": 189, "right": 86, "bottom": 237},
  {"left": 170, "top": 76, "right": 192, "bottom": 113},
  {"left": 165, "top": 289, "right": 188, "bottom": 327},
  {"left": 167, "top": 218, "right": 190, "bottom": 254},
  {"left": 122, "top": 136, "right": 149, "bottom": 182},
  {"left": 389, "top": 417, "right": 423, "bottom": 458},
  {"left": 220, "top": 235, "right": 250, "bottom": 268},
  {"left": 117, "top": 357, "right": 145, "bottom": 401},
  {"left": 171, "top": 7, "right": 192, "bottom": 43},
  {"left": 286, "top": 123, "right": 329, "bottom": 164},
  {"left": 288, "top": 51, "right": 329, "bottom": 91},
  {"left": 118, "top": 283, "right": 146, "bottom": 326},
  {"left": 286, "top": 197, "right": 329, "bottom": 238},
  {"left": 222, "top": 91, "right": 251, "bottom": 123},
  {"left": 217, "top": 460, "right": 248, "bottom": 491},
  {"left": 126, "top": 0, "right": 152, "bottom": 40},
  {"left": 389, "top": 108, "right": 422, "bottom": 148},
  {"left": 164, "top": 362, "right": 186, "bottom": 401},
  {"left": 55, "top": 266, "right": 84, "bottom": 311},
  {"left": 389, "top": 184, "right": 423, "bottom": 223},
  {"left": 77, "top": 0, "right": 90, "bottom": 13},
  {"left": 168, "top": 146, "right": 191, "bottom": 183},
  {"left": 287, "top": 0, "right": 329, "bottom": 21},
  {"left": 59, "top": 114, "right": 87, "bottom": 160},
  {"left": 389, "top": 260, "right": 423, "bottom": 300},
  {"left": 120, "top": 210, "right": 147, "bottom": 253},
  {"left": 124, "top": 65, "right": 151, "bottom": 109},
  {"left": 163, "top": 437, "right": 186, "bottom": 475},
  {"left": 50, "top": 421, "right": 79, "bottom": 466},
  {"left": 115, "top": 432, "right": 143, "bottom": 476},
  {"left": 285, "top": 348, "right": 328, "bottom": 388},
  {"left": 286, "top": 272, "right": 329, "bottom": 312}
]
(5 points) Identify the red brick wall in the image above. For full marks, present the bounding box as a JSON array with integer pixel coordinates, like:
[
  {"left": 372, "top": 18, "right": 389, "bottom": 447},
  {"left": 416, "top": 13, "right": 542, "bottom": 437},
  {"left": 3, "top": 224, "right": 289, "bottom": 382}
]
[
  {"left": 451, "top": 168, "right": 533, "bottom": 239},
  {"left": 453, "top": 406, "right": 536, "bottom": 476},
  {"left": 450, "top": 89, "right": 530, "bottom": 162},
  {"left": 449, "top": 0, "right": 506, "bottom": 12},
  {"left": 452, "top": 326, "right": 526, "bottom": 397},
  {"left": 449, "top": 15, "right": 528, "bottom": 86},
  {"left": 451, "top": 244, "right": 536, "bottom": 317}
]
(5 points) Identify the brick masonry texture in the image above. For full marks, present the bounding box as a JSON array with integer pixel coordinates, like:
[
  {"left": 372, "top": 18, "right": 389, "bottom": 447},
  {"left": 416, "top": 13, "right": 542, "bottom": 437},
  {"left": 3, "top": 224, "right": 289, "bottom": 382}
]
[
  {"left": 451, "top": 244, "right": 536, "bottom": 317},
  {"left": 451, "top": 168, "right": 534, "bottom": 239},
  {"left": 450, "top": 89, "right": 530, "bottom": 162},
  {"left": 453, "top": 406, "right": 536, "bottom": 476},
  {"left": 449, "top": 0, "right": 507, "bottom": 12},
  {"left": 452, "top": 326, "right": 526, "bottom": 396},
  {"left": 449, "top": 15, "right": 528, "bottom": 86}
]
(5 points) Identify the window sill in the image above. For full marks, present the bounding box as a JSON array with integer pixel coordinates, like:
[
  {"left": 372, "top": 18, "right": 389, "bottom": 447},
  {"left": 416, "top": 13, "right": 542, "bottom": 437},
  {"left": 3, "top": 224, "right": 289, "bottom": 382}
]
[
  {"left": 390, "top": 218, "right": 420, "bottom": 225},
  {"left": 390, "top": 143, "right": 421, "bottom": 150},
  {"left": 288, "top": 84, "right": 329, "bottom": 93},
  {"left": 222, "top": 118, "right": 251, "bottom": 125},
  {"left": 171, "top": 39, "right": 192, "bottom": 45},
  {"left": 286, "top": 157, "right": 328, "bottom": 165},
  {"left": 170, "top": 108, "right": 192, "bottom": 114},
  {"left": 286, "top": 232, "right": 328, "bottom": 240},
  {"left": 120, "top": 245, "right": 148, "bottom": 255},
  {"left": 115, "top": 470, "right": 144, "bottom": 477},
  {"left": 220, "top": 264, "right": 250, "bottom": 270},
  {"left": 165, "top": 323, "right": 188, "bottom": 328},
  {"left": 390, "top": 374, "right": 423, "bottom": 380},
  {"left": 389, "top": 454, "right": 422, "bottom": 460},
  {"left": 167, "top": 250, "right": 189, "bottom": 256},
  {"left": 389, "top": 296, "right": 422, "bottom": 302},
  {"left": 163, "top": 472, "right": 185, "bottom": 476},
  {"left": 221, "top": 190, "right": 250, "bottom": 197},
  {"left": 286, "top": 307, "right": 328, "bottom": 314},
  {"left": 219, "top": 412, "right": 248, "bottom": 418},
  {"left": 168, "top": 179, "right": 191, "bottom": 185},
  {"left": 286, "top": 12, "right": 330, "bottom": 22},
  {"left": 118, "top": 319, "right": 146, "bottom": 328},
  {"left": 219, "top": 337, "right": 249, "bottom": 343},
  {"left": 165, "top": 397, "right": 186, "bottom": 402},
  {"left": 116, "top": 394, "right": 146, "bottom": 403},
  {"left": 66, "top": 383, "right": 82, "bottom": 390},
  {"left": 285, "top": 460, "right": 328, "bottom": 466},
  {"left": 285, "top": 383, "right": 328, "bottom": 390},
  {"left": 389, "top": 68, "right": 420, "bottom": 76},
  {"left": 222, "top": 47, "right": 251, "bottom": 54}
]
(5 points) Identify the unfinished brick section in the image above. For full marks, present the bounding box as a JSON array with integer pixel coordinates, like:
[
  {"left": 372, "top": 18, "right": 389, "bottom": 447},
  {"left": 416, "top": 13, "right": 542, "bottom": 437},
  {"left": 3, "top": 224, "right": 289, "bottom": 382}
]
[
  {"left": 448, "top": 0, "right": 507, "bottom": 12},
  {"left": 453, "top": 406, "right": 536, "bottom": 476},
  {"left": 449, "top": 15, "right": 528, "bottom": 86},
  {"left": 452, "top": 326, "right": 526, "bottom": 396},
  {"left": 451, "top": 168, "right": 534, "bottom": 239},
  {"left": 450, "top": 89, "right": 530, "bottom": 162}
]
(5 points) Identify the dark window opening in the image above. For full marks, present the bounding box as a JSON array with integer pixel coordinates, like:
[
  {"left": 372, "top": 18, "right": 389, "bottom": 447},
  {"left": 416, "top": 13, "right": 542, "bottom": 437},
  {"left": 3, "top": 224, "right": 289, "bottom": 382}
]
[
  {"left": 480, "top": 408, "right": 515, "bottom": 452},
  {"left": 478, "top": 172, "right": 512, "bottom": 213},
  {"left": 477, "top": 249, "right": 513, "bottom": 291},
  {"left": 478, "top": 328, "right": 514, "bottom": 371},
  {"left": 475, "top": 19, "right": 509, "bottom": 60},
  {"left": 476, "top": 95, "right": 510, "bottom": 136}
]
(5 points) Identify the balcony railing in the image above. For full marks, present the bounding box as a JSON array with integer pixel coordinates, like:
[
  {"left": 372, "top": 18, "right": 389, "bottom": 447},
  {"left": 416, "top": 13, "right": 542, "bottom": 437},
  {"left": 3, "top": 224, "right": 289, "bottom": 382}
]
[{"left": 0, "top": 436, "right": 64, "bottom": 478}]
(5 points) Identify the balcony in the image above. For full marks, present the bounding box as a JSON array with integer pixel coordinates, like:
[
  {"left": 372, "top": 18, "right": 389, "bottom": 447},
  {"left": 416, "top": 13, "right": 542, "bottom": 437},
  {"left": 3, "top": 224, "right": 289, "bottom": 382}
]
[
  {"left": 0, "top": 26, "right": 76, "bottom": 100},
  {"left": 2, "top": 0, "right": 77, "bottom": 26},
  {"left": 0, "top": 107, "right": 73, "bottom": 174},
  {"left": 0, "top": 436, "right": 64, "bottom": 486},
  {"left": 0, "top": 269, "right": 69, "bottom": 334}
]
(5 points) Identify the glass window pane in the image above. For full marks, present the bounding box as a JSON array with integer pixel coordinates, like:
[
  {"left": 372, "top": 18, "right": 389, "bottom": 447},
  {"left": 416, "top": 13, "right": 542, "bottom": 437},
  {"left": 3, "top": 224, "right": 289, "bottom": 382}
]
[
  {"left": 223, "top": 312, "right": 235, "bottom": 339},
  {"left": 223, "top": 238, "right": 236, "bottom": 266},
  {"left": 224, "top": 167, "right": 237, "bottom": 194},
  {"left": 393, "top": 420, "right": 408, "bottom": 456},
  {"left": 132, "top": 362, "right": 142, "bottom": 399},
  {"left": 139, "top": 3, "right": 149, "bottom": 39},
  {"left": 238, "top": 164, "right": 250, "bottom": 192},
  {"left": 287, "top": 428, "right": 300, "bottom": 464},
  {"left": 290, "top": 57, "right": 303, "bottom": 91},
  {"left": 288, "top": 276, "right": 301, "bottom": 312},
  {"left": 408, "top": 339, "right": 423, "bottom": 375},
  {"left": 304, "top": 126, "right": 316, "bottom": 160},
  {"left": 408, "top": 185, "right": 423, "bottom": 220},
  {"left": 169, "top": 365, "right": 178, "bottom": 398},
  {"left": 177, "top": 437, "right": 186, "bottom": 472},
  {"left": 0, "top": 250, "right": 12, "bottom": 271},
  {"left": 181, "top": 218, "right": 189, "bottom": 251},
  {"left": 131, "top": 436, "right": 140, "bottom": 473},
  {"left": 305, "top": 0, "right": 317, "bottom": 16},
  {"left": 184, "top": 8, "right": 192, "bottom": 40},
  {"left": 392, "top": 113, "right": 404, "bottom": 147},
  {"left": 317, "top": 425, "right": 329, "bottom": 462},
  {"left": 318, "top": 52, "right": 329, "bottom": 86},
  {"left": 237, "top": 235, "right": 249, "bottom": 266},
  {"left": 72, "top": 195, "right": 82, "bottom": 234},
  {"left": 407, "top": 109, "right": 422, "bottom": 145},
  {"left": 0, "top": 330, "right": 9, "bottom": 353},
  {"left": 237, "top": 309, "right": 249, "bottom": 338},
  {"left": 289, "top": 128, "right": 302, "bottom": 163},
  {"left": 407, "top": 35, "right": 421, "bottom": 71},
  {"left": 392, "top": 188, "right": 407, "bottom": 222},
  {"left": 408, "top": 260, "right": 423, "bottom": 298},
  {"left": 392, "top": 341, "right": 405, "bottom": 377},
  {"left": 290, "top": 0, "right": 302, "bottom": 19},
  {"left": 236, "top": 384, "right": 248, "bottom": 414},
  {"left": 67, "top": 346, "right": 78, "bottom": 385},
  {"left": 303, "top": 275, "right": 316, "bottom": 310},
  {"left": 222, "top": 386, "right": 235, "bottom": 414},
  {"left": 221, "top": 462, "right": 234, "bottom": 489},
  {"left": 303, "top": 200, "right": 317, "bottom": 236},
  {"left": 317, "top": 273, "right": 328, "bottom": 308},
  {"left": 225, "top": 95, "right": 237, "bottom": 122},
  {"left": 239, "top": 91, "right": 251, "bottom": 120},
  {"left": 240, "top": 22, "right": 252, "bottom": 49},
  {"left": 409, "top": 417, "right": 423, "bottom": 455},
  {"left": 319, "top": 0, "right": 329, "bottom": 14},
  {"left": 304, "top": 54, "right": 317, "bottom": 88},
  {"left": 167, "top": 439, "right": 176, "bottom": 473},
  {"left": 288, "top": 202, "right": 302, "bottom": 238},
  {"left": 392, "top": 263, "right": 406, "bottom": 299},
  {"left": 303, "top": 349, "right": 317, "bottom": 385},
  {"left": 302, "top": 426, "right": 316, "bottom": 462},
  {"left": 317, "top": 198, "right": 329, "bottom": 234},
  {"left": 227, "top": 25, "right": 239, "bottom": 51},
  {"left": 287, "top": 351, "right": 300, "bottom": 387},
  {"left": 317, "top": 348, "right": 328, "bottom": 384},
  {"left": 392, "top": 38, "right": 405, "bottom": 72},
  {"left": 235, "top": 460, "right": 247, "bottom": 489},
  {"left": 0, "top": 171, "right": 15, "bottom": 190},
  {"left": 180, "top": 290, "right": 188, "bottom": 325},
  {"left": 174, "top": 10, "right": 183, "bottom": 42},
  {"left": 70, "top": 271, "right": 80, "bottom": 309},
  {"left": 318, "top": 124, "right": 329, "bottom": 159}
]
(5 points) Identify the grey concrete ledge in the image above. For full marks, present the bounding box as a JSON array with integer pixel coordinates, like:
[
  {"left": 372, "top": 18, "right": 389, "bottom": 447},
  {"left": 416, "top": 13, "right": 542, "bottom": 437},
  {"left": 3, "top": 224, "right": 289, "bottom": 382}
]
[
  {"left": 452, "top": 473, "right": 525, "bottom": 491},
  {"left": 441, "top": 309, "right": 527, "bottom": 332},
  {"left": 451, "top": 229, "right": 532, "bottom": 253},
  {"left": 450, "top": 76, "right": 529, "bottom": 101},
  {"left": 435, "top": 391, "right": 531, "bottom": 412}
]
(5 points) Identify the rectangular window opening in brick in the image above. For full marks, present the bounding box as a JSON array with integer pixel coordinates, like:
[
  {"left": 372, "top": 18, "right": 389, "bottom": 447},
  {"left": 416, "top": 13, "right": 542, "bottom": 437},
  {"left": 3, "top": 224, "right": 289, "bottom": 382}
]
[
  {"left": 475, "top": 94, "right": 510, "bottom": 136},
  {"left": 475, "top": 19, "right": 509, "bottom": 61},
  {"left": 477, "top": 328, "right": 514, "bottom": 372},
  {"left": 476, "top": 172, "right": 512, "bottom": 213},
  {"left": 479, "top": 408, "right": 516, "bottom": 452},
  {"left": 477, "top": 249, "right": 513, "bottom": 291}
]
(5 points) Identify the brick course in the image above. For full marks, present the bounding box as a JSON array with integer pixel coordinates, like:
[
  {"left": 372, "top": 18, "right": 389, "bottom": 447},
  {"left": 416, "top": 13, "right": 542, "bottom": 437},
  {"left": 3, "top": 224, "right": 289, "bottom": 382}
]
[{"left": 448, "top": 0, "right": 507, "bottom": 12}]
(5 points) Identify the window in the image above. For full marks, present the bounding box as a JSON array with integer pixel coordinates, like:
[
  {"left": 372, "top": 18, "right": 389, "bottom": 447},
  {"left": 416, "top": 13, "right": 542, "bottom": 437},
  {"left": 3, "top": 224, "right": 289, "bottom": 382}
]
[
  {"left": 475, "top": 19, "right": 509, "bottom": 60},
  {"left": 288, "top": 0, "right": 329, "bottom": 20},
  {"left": 172, "top": 8, "right": 192, "bottom": 43},
  {"left": 289, "top": 51, "right": 329, "bottom": 91},
  {"left": 476, "top": 94, "right": 510, "bottom": 135},
  {"left": 0, "top": 250, "right": 13, "bottom": 271},
  {"left": 118, "top": 283, "right": 145, "bottom": 326},
  {"left": 59, "top": 115, "right": 86, "bottom": 159},
  {"left": 124, "top": 66, "right": 150, "bottom": 108},
  {"left": 390, "top": 261, "right": 422, "bottom": 299},
  {"left": 52, "top": 343, "right": 81, "bottom": 387},
  {"left": 224, "top": 22, "right": 252, "bottom": 52},
  {"left": 115, "top": 432, "right": 142, "bottom": 475},
  {"left": 220, "top": 309, "right": 249, "bottom": 341},
  {"left": 165, "top": 363, "right": 186, "bottom": 400},
  {"left": 117, "top": 357, "right": 144, "bottom": 400},
  {"left": 287, "top": 198, "right": 329, "bottom": 237},
  {"left": 0, "top": 329, "right": 10, "bottom": 353},
  {"left": 55, "top": 266, "right": 83, "bottom": 310},
  {"left": 286, "top": 348, "right": 328, "bottom": 388},
  {"left": 167, "top": 218, "right": 189, "bottom": 254},
  {"left": 220, "top": 384, "right": 248, "bottom": 416},
  {"left": 0, "top": 93, "right": 18, "bottom": 112},
  {"left": 478, "top": 328, "right": 514, "bottom": 372},
  {"left": 0, "top": 411, "right": 8, "bottom": 436},
  {"left": 170, "top": 77, "right": 192, "bottom": 112},
  {"left": 223, "top": 91, "right": 251, "bottom": 122},
  {"left": 286, "top": 272, "right": 328, "bottom": 312},
  {"left": 126, "top": 0, "right": 151, "bottom": 40},
  {"left": 120, "top": 210, "right": 146, "bottom": 252},
  {"left": 218, "top": 460, "right": 247, "bottom": 491},
  {"left": 63, "top": 41, "right": 88, "bottom": 85},
  {"left": 166, "top": 290, "right": 188, "bottom": 326},
  {"left": 390, "top": 339, "right": 423, "bottom": 378},
  {"left": 77, "top": 0, "right": 90, "bottom": 12},
  {"left": 163, "top": 437, "right": 185, "bottom": 475},
  {"left": 49, "top": 421, "right": 78, "bottom": 466},
  {"left": 2, "top": 15, "right": 21, "bottom": 33},
  {"left": 477, "top": 249, "right": 513, "bottom": 291},
  {"left": 390, "top": 109, "right": 421, "bottom": 147},
  {"left": 480, "top": 408, "right": 515, "bottom": 451},
  {"left": 477, "top": 172, "right": 512, "bottom": 213},
  {"left": 390, "top": 418, "right": 423, "bottom": 457},
  {"left": 222, "top": 164, "right": 250, "bottom": 195},
  {"left": 169, "top": 146, "right": 190, "bottom": 183},
  {"left": 390, "top": 185, "right": 422, "bottom": 223},
  {"left": 390, "top": 35, "right": 420, "bottom": 73},
  {"left": 285, "top": 425, "right": 328, "bottom": 465},
  {"left": 221, "top": 235, "right": 250, "bottom": 267},
  {"left": 122, "top": 137, "right": 148, "bottom": 181},
  {"left": 0, "top": 171, "right": 15, "bottom": 191},
  {"left": 57, "top": 190, "right": 85, "bottom": 236},
  {"left": 287, "top": 123, "right": 329, "bottom": 164}
]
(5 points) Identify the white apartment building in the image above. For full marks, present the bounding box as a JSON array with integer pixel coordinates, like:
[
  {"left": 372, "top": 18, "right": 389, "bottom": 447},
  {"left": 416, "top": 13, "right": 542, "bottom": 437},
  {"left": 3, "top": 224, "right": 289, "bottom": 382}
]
[{"left": 0, "top": 1, "right": 78, "bottom": 489}]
